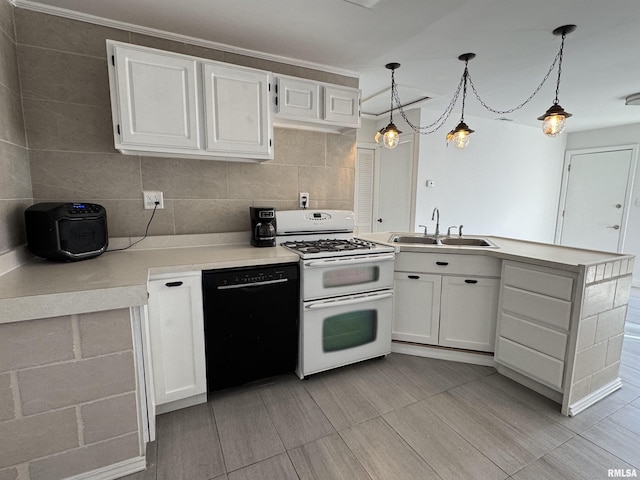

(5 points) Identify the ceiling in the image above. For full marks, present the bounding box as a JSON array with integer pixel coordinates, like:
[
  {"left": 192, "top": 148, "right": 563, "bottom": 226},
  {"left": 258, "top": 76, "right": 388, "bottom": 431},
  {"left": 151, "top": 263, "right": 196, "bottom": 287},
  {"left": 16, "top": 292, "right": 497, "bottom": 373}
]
[{"left": 17, "top": 0, "right": 640, "bottom": 132}]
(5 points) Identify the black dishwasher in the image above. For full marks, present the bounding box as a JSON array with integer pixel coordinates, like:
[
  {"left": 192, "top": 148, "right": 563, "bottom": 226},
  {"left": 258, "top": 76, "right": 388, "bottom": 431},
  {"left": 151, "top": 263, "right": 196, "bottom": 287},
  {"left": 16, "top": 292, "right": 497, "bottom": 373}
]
[{"left": 202, "top": 263, "right": 299, "bottom": 392}]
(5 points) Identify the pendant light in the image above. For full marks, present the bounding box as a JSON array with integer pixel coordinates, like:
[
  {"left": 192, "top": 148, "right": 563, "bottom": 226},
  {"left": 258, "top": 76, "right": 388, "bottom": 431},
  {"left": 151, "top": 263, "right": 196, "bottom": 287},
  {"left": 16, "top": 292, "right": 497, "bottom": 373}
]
[
  {"left": 377, "top": 62, "right": 402, "bottom": 149},
  {"left": 447, "top": 53, "right": 475, "bottom": 149},
  {"left": 537, "top": 25, "right": 576, "bottom": 137}
]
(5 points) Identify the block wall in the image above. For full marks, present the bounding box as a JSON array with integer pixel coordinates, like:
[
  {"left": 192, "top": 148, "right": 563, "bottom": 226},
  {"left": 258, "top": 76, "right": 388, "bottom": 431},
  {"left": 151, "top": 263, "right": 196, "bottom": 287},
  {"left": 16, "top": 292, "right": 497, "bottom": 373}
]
[
  {"left": 0, "top": 309, "right": 141, "bottom": 480},
  {"left": 570, "top": 257, "right": 635, "bottom": 405}
]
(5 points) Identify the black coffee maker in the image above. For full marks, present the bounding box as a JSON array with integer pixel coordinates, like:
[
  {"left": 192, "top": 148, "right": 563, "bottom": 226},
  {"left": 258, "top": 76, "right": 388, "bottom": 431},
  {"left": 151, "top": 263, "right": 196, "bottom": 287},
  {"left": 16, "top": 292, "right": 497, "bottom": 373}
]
[{"left": 250, "top": 207, "right": 276, "bottom": 247}]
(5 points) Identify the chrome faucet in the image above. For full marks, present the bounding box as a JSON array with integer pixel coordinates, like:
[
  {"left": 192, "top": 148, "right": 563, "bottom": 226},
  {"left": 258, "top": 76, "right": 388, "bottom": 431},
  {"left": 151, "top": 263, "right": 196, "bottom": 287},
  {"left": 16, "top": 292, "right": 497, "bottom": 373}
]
[
  {"left": 431, "top": 207, "right": 440, "bottom": 238},
  {"left": 418, "top": 224, "right": 428, "bottom": 235}
]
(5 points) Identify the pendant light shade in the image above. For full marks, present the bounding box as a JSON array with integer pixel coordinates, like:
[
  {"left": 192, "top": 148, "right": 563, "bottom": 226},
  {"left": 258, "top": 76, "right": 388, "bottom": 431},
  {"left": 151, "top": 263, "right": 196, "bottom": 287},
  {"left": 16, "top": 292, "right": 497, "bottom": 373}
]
[
  {"left": 382, "top": 123, "right": 402, "bottom": 149},
  {"left": 537, "top": 103, "right": 572, "bottom": 137},
  {"left": 448, "top": 121, "right": 475, "bottom": 149}
]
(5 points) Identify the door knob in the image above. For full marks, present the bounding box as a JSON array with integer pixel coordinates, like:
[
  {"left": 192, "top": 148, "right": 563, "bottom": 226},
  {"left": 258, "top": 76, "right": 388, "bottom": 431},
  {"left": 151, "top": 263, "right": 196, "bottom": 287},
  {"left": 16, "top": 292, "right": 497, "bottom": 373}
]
[
  {"left": 607, "top": 225, "right": 620, "bottom": 230},
  {"left": 377, "top": 218, "right": 383, "bottom": 223},
  {"left": 615, "top": 204, "right": 622, "bottom": 209}
]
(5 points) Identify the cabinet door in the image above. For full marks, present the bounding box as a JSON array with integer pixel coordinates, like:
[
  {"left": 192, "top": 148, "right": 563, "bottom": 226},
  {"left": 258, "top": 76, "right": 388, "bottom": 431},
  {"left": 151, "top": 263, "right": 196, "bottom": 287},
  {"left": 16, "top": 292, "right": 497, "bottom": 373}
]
[
  {"left": 203, "top": 63, "right": 272, "bottom": 158},
  {"left": 277, "top": 76, "right": 320, "bottom": 120},
  {"left": 147, "top": 273, "right": 206, "bottom": 408},
  {"left": 112, "top": 44, "right": 201, "bottom": 150},
  {"left": 439, "top": 276, "right": 500, "bottom": 352},
  {"left": 392, "top": 272, "right": 441, "bottom": 345},
  {"left": 323, "top": 85, "right": 361, "bottom": 127}
]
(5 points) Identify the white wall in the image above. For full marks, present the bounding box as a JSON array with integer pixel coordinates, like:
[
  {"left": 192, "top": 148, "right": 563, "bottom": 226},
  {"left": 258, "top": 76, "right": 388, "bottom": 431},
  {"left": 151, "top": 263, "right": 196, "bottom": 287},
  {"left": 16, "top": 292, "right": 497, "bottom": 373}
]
[
  {"left": 412, "top": 110, "right": 567, "bottom": 241},
  {"left": 566, "top": 123, "right": 640, "bottom": 286}
]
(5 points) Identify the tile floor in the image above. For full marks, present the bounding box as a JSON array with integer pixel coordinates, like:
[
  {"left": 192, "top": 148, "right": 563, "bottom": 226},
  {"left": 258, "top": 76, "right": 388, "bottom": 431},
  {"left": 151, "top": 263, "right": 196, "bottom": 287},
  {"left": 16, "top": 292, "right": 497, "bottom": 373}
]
[{"left": 125, "top": 288, "right": 640, "bottom": 480}]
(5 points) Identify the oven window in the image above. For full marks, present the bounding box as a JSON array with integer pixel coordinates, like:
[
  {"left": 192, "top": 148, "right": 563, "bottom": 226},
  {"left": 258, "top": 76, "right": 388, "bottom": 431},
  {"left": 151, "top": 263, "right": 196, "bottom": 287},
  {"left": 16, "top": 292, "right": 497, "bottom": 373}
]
[
  {"left": 323, "top": 310, "right": 377, "bottom": 352},
  {"left": 323, "top": 266, "right": 380, "bottom": 288}
]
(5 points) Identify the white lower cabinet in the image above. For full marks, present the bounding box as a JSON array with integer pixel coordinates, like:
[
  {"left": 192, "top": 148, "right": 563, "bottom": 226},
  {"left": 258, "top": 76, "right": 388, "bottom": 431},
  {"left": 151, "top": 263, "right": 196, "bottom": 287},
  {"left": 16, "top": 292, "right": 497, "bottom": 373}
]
[
  {"left": 393, "top": 273, "right": 441, "bottom": 345},
  {"left": 392, "top": 253, "right": 501, "bottom": 352},
  {"left": 439, "top": 276, "right": 500, "bottom": 352},
  {"left": 147, "top": 272, "right": 207, "bottom": 413},
  {"left": 494, "top": 261, "right": 574, "bottom": 391}
]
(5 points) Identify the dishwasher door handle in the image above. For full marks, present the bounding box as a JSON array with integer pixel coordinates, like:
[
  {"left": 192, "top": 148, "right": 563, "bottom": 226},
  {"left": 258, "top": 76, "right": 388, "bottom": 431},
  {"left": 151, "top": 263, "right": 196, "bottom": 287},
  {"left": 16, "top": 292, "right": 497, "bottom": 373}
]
[{"left": 216, "top": 278, "right": 289, "bottom": 290}]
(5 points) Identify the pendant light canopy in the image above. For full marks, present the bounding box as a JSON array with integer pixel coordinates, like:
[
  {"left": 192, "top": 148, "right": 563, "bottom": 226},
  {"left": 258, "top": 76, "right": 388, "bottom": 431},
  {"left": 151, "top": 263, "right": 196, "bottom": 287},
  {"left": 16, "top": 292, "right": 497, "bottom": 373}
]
[
  {"left": 375, "top": 24, "right": 577, "bottom": 150},
  {"left": 537, "top": 24, "right": 576, "bottom": 137}
]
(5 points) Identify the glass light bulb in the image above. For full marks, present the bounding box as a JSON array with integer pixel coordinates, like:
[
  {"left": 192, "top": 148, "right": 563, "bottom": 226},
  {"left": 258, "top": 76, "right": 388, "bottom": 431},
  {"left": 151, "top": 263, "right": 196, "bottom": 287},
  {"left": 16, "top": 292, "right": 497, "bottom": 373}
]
[
  {"left": 374, "top": 130, "right": 382, "bottom": 143},
  {"left": 383, "top": 129, "right": 400, "bottom": 149},
  {"left": 542, "top": 114, "right": 566, "bottom": 137},
  {"left": 452, "top": 130, "right": 470, "bottom": 149}
]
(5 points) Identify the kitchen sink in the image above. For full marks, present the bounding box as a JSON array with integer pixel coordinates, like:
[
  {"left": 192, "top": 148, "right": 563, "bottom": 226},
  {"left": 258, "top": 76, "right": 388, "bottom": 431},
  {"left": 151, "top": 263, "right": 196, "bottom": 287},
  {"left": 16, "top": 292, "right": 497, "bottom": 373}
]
[
  {"left": 389, "top": 234, "right": 497, "bottom": 247},
  {"left": 391, "top": 235, "right": 439, "bottom": 244},
  {"left": 439, "top": 237, "right": 495, "bottom": 247}
]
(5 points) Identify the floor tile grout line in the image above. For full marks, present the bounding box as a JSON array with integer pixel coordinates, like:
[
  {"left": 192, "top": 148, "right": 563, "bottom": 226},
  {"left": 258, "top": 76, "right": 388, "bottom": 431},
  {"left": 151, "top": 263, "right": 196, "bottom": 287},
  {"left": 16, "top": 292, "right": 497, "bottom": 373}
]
[
  {"left": 207, "top": 400, "right": 230, "bottom": 475},
  {"left": 576, "top": 429, "right": 640, "bottom": 470}
]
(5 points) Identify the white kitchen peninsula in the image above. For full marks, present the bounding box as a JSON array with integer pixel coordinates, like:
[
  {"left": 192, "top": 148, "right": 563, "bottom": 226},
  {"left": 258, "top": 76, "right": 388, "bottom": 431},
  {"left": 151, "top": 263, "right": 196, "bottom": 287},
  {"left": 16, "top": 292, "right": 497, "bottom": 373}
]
[{"left": 358, "top": 232, "right": 634, "bottom": 417}]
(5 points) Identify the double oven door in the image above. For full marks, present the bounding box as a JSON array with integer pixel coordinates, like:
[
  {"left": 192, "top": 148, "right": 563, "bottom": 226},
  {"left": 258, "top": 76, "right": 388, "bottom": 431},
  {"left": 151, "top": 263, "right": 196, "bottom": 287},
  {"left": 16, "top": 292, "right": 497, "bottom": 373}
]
[{"left": 297, "top": 253, "right": 395, "bottom": 379}]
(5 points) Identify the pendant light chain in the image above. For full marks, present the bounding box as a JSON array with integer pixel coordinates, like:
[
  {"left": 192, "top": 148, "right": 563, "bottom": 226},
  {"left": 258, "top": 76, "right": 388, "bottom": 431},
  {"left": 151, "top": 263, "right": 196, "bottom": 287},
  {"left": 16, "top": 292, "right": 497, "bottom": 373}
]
[
  {"left": 393, "top": 74, "right": 465, "bottom": 135},
  {"left": 466, "top": 47, "right": 562, "bottom": 115},
  {"left": 554, "top": 32, "right": 567, "bottom": 104},
  {"left": 376, "top": 24, "right": 576, "bottom": 147}
]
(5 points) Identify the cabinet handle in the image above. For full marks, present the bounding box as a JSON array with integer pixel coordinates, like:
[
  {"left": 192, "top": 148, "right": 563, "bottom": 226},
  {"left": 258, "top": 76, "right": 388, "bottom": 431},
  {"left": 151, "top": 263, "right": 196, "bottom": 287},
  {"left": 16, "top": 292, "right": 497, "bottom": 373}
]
[
  {"left": 464, "top": 279, "right": 478, "bottom": 284},
  {"left": 407, "top": 275, "right": 420, "bottom": 279},
  {"left": 435, "top": 261, "right": 449, "bottom": 266},
  {"left": 165, "top": 281, "right": 184, "bottom": 287}
]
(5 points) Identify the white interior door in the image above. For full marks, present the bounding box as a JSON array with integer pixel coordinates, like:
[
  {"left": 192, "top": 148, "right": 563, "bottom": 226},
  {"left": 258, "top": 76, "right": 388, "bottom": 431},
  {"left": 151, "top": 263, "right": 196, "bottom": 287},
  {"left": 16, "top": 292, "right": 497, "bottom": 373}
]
[
  {"left": 558, "top": 148, "right": 635, "bottom": 252},
  {"left": 373, "top": 137, "right": 415, "bottom": 232}
]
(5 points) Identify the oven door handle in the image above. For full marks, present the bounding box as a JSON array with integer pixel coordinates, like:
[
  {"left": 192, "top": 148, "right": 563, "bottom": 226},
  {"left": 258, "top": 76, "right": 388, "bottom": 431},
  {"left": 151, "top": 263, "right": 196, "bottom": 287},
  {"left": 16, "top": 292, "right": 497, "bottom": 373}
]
[
  {"left": 305, "top": 291, "right": 393, "bottom": 310},
  {"left": 305, "top": 254, "right": 395, "bottom": 268}
]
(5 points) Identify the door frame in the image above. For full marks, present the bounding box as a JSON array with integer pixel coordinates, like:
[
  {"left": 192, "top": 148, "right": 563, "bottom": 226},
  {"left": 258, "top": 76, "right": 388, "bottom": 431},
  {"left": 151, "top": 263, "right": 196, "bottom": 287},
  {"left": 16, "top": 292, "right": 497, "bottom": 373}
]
[{"left": 554, "top": 144, "right": 638, "bottom": 252}]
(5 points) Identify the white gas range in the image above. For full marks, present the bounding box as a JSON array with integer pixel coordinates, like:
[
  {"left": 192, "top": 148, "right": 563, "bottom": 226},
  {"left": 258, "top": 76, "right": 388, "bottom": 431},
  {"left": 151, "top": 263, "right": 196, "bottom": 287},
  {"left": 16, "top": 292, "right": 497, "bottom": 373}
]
[{"left": 276, "top": 210, "right": 395, "bottom": 379}]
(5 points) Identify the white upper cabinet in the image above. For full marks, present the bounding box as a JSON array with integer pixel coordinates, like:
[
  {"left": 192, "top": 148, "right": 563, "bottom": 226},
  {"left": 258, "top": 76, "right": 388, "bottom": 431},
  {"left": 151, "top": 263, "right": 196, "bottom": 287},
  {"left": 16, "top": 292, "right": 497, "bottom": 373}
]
[
  {"left": 107, "top": 40, "right": 273, "bottom": 162},
  {"left": 274, "top": 75, "right": 360, "bottom": 131},
  {"left": 323, "top": 85, "right": 360, "bottom": 126},
  {"left": 276, "top": 76, "right": 321, "bottom": 120},
  {"left": 110, "top": 43, "right": 201, "bottom": 151},
  {"left": 202, "top": 62, "right": 272, "bottom": 158}
]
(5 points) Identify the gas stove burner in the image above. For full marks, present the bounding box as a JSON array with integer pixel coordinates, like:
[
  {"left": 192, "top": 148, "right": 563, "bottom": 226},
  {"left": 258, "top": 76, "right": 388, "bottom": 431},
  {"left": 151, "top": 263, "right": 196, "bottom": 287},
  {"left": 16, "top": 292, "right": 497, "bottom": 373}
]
[{"left": 282, "top": 238, "right": 375, "bottom": 254}]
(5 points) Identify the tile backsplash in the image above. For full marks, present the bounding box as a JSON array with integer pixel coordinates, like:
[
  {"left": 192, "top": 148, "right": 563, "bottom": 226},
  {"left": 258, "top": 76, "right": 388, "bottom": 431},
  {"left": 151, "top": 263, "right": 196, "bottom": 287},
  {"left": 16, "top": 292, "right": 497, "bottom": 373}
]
[{"left": 0, "top": 4, "right": 357, "bottom": 251}]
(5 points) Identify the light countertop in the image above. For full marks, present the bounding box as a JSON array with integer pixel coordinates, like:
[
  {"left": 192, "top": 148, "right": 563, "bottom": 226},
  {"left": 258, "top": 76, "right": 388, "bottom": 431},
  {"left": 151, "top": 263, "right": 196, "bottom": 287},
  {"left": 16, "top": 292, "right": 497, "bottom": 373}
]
[
  {"left": 1, "top": 232, "right": 634, "bottom": 324},
  {"left": 0, "top": 243, "right": 299, "bottom": 324},
  {"left": 358, "top": 232, "right": 635, "bottom": 271}
]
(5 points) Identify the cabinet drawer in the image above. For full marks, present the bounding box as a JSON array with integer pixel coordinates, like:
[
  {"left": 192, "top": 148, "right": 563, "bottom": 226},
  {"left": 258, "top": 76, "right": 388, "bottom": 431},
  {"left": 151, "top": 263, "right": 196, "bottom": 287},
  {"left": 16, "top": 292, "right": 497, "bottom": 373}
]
[
  {"left": 496, "top": 336, "right": 564, "bottom": 390},
  {"left": 503, "top": 263, "right": 573, "bottom": 300},
  {"left": 501, "top": 286, "right": 571, "bottom": 330},
  {"left": 499, "top": 312, "right": 568, "bottom": 360},
  {"left": 395, "top": 253, "right": 501, "bottom": 276}
]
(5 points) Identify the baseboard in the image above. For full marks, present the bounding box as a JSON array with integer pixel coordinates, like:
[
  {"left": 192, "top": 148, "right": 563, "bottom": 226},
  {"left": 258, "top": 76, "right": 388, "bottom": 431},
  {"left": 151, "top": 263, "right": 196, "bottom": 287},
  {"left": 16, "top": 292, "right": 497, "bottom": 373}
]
[
  {"left": 65, "top": 456, "right": 146, "bottom": 480},
  {"left": 568, "top": 378, "right": 623, "bottom": 416},
  {"left": 391, "top": 341, "right": 496, "bottom": 367}
]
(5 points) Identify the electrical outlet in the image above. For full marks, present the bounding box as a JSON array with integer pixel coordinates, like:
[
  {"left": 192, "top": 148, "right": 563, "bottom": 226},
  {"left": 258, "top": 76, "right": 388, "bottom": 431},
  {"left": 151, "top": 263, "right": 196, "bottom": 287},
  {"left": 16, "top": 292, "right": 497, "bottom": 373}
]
[
  {"left": 299, "top": 192, "right": 309, "bottom": 209},
  {"left": 143, "top": 191, "right": 164, "bottom": 210}
]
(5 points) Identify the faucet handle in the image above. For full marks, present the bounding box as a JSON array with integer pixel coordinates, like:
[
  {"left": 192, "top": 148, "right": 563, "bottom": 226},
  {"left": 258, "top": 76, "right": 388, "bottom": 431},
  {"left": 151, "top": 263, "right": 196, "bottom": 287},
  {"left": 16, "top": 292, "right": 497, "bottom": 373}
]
[
  {"left": 458, "top": 225, "right": 464, "bottom": 237},
  {"left": 447, "top": 225, "right": 458, "bottom": 236},
  {"left": 418, "top": 224, "right": 428, "bottom": 235}
]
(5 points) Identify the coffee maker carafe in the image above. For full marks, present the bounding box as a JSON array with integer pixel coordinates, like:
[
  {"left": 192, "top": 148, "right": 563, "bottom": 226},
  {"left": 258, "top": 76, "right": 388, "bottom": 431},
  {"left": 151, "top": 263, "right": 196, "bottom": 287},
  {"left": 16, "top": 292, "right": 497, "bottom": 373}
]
[{"left": 250, "top": 207, "right": 276, "bottom": 247}]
